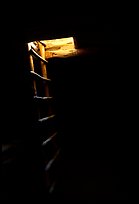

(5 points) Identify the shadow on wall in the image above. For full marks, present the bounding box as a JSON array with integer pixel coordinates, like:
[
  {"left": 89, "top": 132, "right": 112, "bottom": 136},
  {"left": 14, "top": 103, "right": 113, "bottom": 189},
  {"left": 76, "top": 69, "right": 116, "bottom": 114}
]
[{"left": 47, "top": 43, "right": 125, "bottom": 161}]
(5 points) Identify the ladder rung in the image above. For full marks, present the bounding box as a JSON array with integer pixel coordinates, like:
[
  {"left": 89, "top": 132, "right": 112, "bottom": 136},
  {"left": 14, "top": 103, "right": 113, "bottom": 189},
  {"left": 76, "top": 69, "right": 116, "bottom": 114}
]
[
  {"left": 29, "top": 47, "right": 48, "bottom": 64},
  {"left": 38, "top": 114, "right": 55, "bottom": 123},
  {"left": 45, "top": 149, "right": 60, "bottom": 171},
  {"left": 34, "top": 96, "right": 53, "bottom": 101},
  {"left": 48, "top": 181, "right": 56, "bottom": 194},
  {"left": 39, "top": 40, "right": 47, "bottom": 47},
  {"left": 30, "top": 71, "right": 51, "bottom": 81},
  {"left": 42, "top": 132, "right": 57, "bottom": 146}
]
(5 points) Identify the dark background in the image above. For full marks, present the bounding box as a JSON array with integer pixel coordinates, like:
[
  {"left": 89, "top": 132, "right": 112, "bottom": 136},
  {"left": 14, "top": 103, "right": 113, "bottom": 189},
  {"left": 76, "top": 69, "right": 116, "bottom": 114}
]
[{"left": 2, "top": 12, "right": 129, "bottom": 202}]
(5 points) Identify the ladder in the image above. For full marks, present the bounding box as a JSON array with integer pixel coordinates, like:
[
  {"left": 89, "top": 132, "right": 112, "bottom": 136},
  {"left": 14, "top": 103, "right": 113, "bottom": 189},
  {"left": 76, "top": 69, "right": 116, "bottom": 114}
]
[{"left": 27, "top": 40, "right": 61, "bottom": 197}]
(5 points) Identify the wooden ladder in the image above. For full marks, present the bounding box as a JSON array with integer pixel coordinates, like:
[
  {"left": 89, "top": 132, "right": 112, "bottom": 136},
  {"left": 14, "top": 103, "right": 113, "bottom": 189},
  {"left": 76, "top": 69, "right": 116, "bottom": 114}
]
[{"left": 27, "top": 40, "right": 60, "bottom": 196}]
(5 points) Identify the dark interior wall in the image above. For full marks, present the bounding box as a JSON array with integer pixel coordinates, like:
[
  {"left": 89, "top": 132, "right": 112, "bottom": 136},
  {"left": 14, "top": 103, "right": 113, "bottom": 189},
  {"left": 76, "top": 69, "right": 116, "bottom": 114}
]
[
  {"left": 3, "top": 40, "right": 33, "bottom": 142},
  {"left": 47, "top": 44, "right": 123, "bottom": 160},
  {"left": 46, "top": 33, "right": 128, "bottom": 201}
]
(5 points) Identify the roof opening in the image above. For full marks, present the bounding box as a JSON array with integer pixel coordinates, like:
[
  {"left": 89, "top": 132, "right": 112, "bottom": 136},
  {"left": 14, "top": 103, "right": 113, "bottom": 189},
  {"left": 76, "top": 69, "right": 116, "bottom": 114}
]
[{"left": 28, "top": 36, "right": 80, "bottom": 59}]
